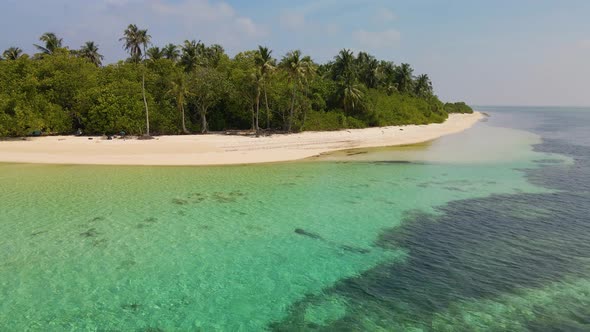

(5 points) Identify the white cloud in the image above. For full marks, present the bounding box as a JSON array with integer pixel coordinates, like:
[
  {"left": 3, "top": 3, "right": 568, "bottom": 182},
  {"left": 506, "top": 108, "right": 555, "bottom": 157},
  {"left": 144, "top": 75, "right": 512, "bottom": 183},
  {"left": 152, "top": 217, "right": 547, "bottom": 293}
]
[
  {"left": 376, "top": 9, "right": 396, "bottom": 22},
  {"left": 279, "top": 12, "right": 306, "bottom": 30},
  {"left": 235, "top": 18, "right": 262, "bottom": 38},
  {"left": 148, "top": 0, "right": 236, "bottom": 22},
  {"left": 577, "top": 39, "right": 590, "bottom": 49},
  {"left": 352, "top": 29, "right": 401, "bottom": 49},
  {"left": 15, "top": 0, "right": 268, "bottom": 62}
]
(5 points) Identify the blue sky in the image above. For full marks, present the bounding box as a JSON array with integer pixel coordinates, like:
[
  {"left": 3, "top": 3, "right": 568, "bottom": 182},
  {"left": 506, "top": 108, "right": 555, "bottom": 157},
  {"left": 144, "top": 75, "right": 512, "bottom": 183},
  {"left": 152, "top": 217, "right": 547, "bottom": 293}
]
[{"left": 2, "top": 0, "right": 590, "bottom": 106}]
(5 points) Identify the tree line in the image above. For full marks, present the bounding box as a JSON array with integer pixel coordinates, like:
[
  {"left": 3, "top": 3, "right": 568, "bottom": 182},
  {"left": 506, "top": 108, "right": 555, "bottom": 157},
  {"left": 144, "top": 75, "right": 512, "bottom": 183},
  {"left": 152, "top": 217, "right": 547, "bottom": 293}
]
[{"left": 0, "top": 25, "right": 472, "bottom": 137}]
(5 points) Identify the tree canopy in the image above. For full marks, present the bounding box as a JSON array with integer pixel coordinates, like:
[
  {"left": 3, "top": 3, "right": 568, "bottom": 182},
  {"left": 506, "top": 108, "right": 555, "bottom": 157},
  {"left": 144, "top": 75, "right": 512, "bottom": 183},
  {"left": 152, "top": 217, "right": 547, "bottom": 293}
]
[{"left": 0, "top": 28, "right": 472, "bottom": 137}]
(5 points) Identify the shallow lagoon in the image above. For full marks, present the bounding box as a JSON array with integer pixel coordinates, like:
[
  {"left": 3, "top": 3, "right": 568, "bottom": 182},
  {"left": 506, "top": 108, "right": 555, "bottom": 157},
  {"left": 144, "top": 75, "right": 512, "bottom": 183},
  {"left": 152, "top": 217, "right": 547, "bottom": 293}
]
[{"left": 1, "top": 108, "right": 588, "bottom": 331}]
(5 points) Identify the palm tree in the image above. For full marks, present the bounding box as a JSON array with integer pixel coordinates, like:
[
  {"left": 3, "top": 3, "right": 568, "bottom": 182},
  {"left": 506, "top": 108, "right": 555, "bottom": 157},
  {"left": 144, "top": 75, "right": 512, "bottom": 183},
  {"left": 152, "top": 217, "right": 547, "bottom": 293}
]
[
  {"left": 396, "top": 63, "right": 414, "bottom": 94},
  {"left": 34, "top": 32, "right": 63, "bottom": 55},
  {"left": 279, "top": 50, "right": 307, "bottom": 132},
  {"left": 78, "top": 41, "right": 103, "bottom": 66},
  {"left": 162, "top": 43, "right": 180, "bottom": 62},
  {"left": 169, "top": 73, "right": 190, "bottom": 133},
  {"left": 2, "top": 47, "right": 23, "bottom": 60},
  {"left": 342, "top": 80, "right": 364, "bottom": 114},
  {"left": 332, "top": 49, "right": 356, "bottom": 82},
  {"left": 356, "top": 52, "right": 379, "bottom": 88},
  {"left": 120, "top": 24, "right": 149, "bottom": 62},
  {"left": 204, "top": 44, "right": 225, "bottom": 68},
  {"left": 332, "top": 49, "right": 364, "bottom": 114},
  {"left": 300, "top": 55, "right": 317, "bottom": 128},
  {"left": 147, "top": 46, "right": 163, "bottom": 61},
  {"left": 120, "top": 24, "right": 152, "bottom": 136},
  {"left": 377, "top": 60, "right": 396, "bottom": 88},
  {"left": 180, "top": 40, "right": 204, "bottom": 73},
  {"left": 255, "top": 46, "right": 275, "bottom": 131},
  {"left": 414, "top": 74, "right": 433, "bottom": 97}
]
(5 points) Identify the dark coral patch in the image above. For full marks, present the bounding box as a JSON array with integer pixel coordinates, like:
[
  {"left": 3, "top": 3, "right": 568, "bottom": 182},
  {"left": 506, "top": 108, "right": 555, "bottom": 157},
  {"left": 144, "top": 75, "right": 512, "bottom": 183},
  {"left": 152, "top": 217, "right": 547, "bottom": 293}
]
[{"left": 80, "top": 228, "right": 99, "bottom": 238}]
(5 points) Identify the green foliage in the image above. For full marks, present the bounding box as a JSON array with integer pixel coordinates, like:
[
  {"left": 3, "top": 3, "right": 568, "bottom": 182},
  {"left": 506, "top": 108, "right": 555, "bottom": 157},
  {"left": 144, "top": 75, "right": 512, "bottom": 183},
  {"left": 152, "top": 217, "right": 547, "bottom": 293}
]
[
  {"left": 189, "top": 66, "right": 229, "bottom": 133},
  {"left": 444, "top": 102, "right": 474, "bottom": 114},
  {"left": 0, "top": 31, "right": 471, "bottom": 137},
  {"left": 303, "top": 110, "right": 367, "bottom": 131},
  {"left": 80, "top": 82, "right": 146, "bottom": 135},
  {"left": 364, "top": 90, "right": 448, "bottom": 126}
]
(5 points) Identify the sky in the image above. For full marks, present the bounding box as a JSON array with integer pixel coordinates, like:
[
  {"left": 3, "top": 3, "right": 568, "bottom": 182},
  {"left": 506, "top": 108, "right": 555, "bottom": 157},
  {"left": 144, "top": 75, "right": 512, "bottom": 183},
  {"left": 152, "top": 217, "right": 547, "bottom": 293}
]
[{"left": 1, "top": 0, "right": 589, "bottom": 106}]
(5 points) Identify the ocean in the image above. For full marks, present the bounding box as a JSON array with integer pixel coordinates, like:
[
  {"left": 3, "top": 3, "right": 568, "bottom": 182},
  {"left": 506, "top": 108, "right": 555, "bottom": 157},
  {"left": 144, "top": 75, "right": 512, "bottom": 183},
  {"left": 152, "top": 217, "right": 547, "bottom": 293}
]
[{"left": 0, "top": 107, "right": 588, "bottom": 331}]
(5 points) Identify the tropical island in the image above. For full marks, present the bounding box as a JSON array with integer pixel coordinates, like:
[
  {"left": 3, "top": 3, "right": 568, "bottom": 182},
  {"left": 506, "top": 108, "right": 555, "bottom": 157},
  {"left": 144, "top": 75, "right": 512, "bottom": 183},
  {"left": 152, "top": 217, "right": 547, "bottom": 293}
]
[{"left": 0, "top": 24, "right": 479, "bottom": 165}]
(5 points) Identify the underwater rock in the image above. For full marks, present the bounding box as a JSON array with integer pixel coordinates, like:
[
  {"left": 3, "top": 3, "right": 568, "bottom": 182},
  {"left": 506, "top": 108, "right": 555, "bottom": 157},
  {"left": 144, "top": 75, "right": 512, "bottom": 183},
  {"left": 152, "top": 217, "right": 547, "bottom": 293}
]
[
  {"left": 533, "top": 159, "right": 564, "bottom": 164},
  {"left": 339, "top": 245, "right": 371, "bottom": 254},
  {"left": 92, "top": 238, "right": 107, "bottom": 248},
  {"left": 294, "top": 228, "right": 324, "bottom": 240},
  {"left": 443, "top": 186, "right": 467, "bottom": 192},
  {"left": 372, "top": 160, "right": 413, "bottom": 165},
  {"left": 212, "top": 193, "right": 238, "bottom": 203},
  {"left": 144, "top": 327, "right": 164, "bottom": 332},
  {"left": 118, "top": 260, "right": 137, "bottom": 269},
  {"left": 80, "top": 228, "right": 99, "bottom": 238},
  {"left": 172, "top": 198, "right": 189, "bottom": 205},
  {"left": 346, "top": 151, "right": 368, "bottom": 156},
  {"left": 121, "top": 303, "right": 141, "bottom": 312}
]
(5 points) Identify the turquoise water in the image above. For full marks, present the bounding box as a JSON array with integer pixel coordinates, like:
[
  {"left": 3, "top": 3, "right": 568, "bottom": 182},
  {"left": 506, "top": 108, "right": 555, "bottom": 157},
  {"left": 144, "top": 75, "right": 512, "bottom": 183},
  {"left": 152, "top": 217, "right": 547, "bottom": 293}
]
[{"left": 0, "top": 108, "right": 588, "bottom": 330}]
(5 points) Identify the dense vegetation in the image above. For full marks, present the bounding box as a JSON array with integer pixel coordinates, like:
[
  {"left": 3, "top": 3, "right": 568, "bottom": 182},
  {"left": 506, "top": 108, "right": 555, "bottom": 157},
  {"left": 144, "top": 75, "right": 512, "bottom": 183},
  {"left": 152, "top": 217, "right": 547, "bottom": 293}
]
[{"left": 0, "top": 26, "right": 472, "bottom": 137}]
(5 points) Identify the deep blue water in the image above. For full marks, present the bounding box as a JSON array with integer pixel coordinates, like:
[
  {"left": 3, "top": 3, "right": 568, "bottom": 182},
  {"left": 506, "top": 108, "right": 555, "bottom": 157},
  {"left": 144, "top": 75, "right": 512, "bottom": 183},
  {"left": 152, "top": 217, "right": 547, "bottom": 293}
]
[{"left": 272, "top": 107, "right": 590, "bottom": 331}]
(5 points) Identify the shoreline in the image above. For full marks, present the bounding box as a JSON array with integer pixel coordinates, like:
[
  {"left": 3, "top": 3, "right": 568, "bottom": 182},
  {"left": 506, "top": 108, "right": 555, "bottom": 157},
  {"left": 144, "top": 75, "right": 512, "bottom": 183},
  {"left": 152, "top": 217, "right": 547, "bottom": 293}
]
[{"left": 0, "top": 113, "right": 483, "bottom": 166}]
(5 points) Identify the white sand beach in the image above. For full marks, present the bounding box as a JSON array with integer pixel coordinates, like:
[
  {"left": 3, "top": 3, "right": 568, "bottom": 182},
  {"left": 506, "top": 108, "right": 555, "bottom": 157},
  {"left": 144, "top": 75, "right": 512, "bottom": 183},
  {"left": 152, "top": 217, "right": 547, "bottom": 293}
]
[{"left": 0, "top": 112, "right": 483, "bottom": 166}]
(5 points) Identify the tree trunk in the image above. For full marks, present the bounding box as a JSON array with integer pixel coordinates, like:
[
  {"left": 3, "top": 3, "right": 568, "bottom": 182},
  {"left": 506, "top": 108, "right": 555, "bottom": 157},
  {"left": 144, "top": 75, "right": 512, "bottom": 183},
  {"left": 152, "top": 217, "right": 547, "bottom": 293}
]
[
  {"left": 251, "top": 104, "right": 255, "bottom": 131},
  {"left": 264, "top": 85, "right": 270, "bottom": 130},
  {"left": 255, "top": 86, "right": 261, "bottom": 133},
  {"left": 181, "top": 103, "right": 188, "bottom": 134},
  {"left": 302, "top": 106, "right": 307, "bottom": 129},
  {"left": 302, "top": 82, "right": 309, "bottom": 130},
  {"left": 288, "top": 83, "right": 296, "bottom": 132},
  {"left": 200, "top": 107, "right": 207, "bottom": 134},
  {"left": 142, "top": 68, "right": 150, "bottom": 136}
]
